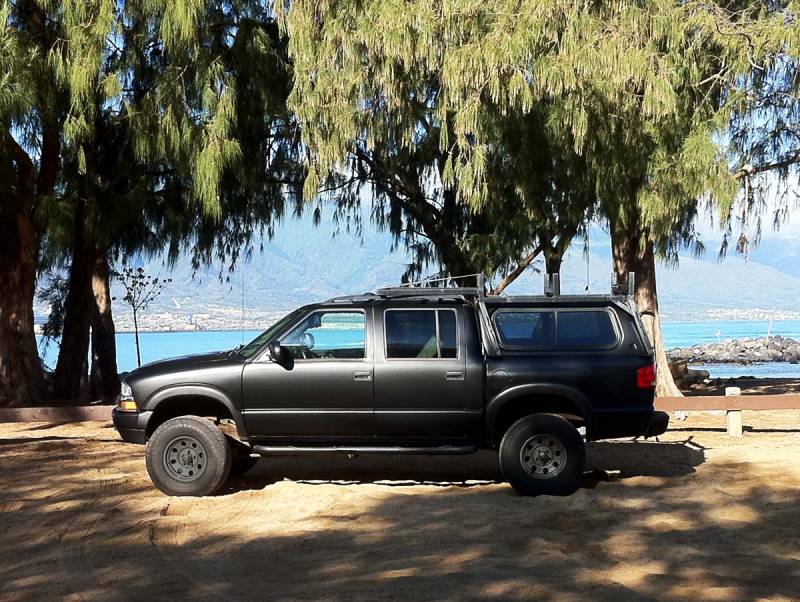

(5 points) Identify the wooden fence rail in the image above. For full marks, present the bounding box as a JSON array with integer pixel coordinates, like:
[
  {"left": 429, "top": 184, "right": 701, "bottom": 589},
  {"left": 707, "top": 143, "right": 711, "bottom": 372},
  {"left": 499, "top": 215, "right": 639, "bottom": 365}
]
[
  {"left": 656, "top": 387, "right": 800, "bottom": 436},
  {"left": 0, "top": 405, "right": 112, "bottom": 423},
  {"left": 1, "top": 390, "right": 799, "bottom": 437}
]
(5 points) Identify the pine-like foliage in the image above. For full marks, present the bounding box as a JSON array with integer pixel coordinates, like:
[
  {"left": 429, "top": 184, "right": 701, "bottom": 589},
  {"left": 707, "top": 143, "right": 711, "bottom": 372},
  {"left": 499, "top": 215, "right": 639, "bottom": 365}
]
[
  {"left": 283, "top": 0, "right": 799, "bottom": 257},
  {"left": 3, "top": 0, "right": 303, "bottom": 274}
]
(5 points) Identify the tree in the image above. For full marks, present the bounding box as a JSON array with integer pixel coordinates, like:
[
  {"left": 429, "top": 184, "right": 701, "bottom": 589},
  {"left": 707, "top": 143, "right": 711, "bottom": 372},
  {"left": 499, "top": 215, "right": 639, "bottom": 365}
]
[
  {"left": 112, "top": 267, "right": 171, "bottom": 368},
  {"left": 482, "top": 104, "right": 596, "bottom": 289},
  {"left": 16, "top": 0, "right": 302, "bottom": 403},
  {"left": 283, "top": 0, "right": 799, "bottom": 396},
  {"left": 0, "top": 0, "right": 65, "bottom": 407},
  {"left": 283, "top": 5, "right": 596, "bottom": 289},
  {"left": 310, "top": 80, "right": 540, "bottom": 283},
  {"left": 45, "top": 0, "right": 245, "bottom": 399}
]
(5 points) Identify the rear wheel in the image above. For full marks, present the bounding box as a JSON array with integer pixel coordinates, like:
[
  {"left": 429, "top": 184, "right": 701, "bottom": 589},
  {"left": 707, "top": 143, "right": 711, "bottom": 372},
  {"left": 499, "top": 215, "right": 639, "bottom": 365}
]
[
  {"left": 146, "top": 416, "right": 231, "bottom": 496},
  {"left": 499, "top": 413, "right": 585, "bottom": 496}
]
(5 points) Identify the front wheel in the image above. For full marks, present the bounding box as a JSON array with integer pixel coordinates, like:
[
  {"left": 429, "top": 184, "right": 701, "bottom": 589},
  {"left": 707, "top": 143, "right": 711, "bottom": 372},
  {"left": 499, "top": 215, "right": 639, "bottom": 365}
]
[
  {"left": 146, "top": 416, "right": 232, "bottom": 496},
  {"left": 499, "top": 414, "right": 585, "bottom": 496}
]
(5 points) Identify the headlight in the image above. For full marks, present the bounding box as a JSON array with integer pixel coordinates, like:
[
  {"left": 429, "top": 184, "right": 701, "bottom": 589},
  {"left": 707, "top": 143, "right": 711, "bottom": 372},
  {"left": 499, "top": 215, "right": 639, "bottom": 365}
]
[{"left": 117, "top": 382, "right": 137, "bottom": 411}]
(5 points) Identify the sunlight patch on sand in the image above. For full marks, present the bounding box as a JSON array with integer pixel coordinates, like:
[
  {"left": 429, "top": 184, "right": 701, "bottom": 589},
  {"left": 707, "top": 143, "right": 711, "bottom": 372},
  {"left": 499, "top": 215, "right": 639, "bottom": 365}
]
[{"left": 705, "top": 503, "right": 760, "bottom": 525}]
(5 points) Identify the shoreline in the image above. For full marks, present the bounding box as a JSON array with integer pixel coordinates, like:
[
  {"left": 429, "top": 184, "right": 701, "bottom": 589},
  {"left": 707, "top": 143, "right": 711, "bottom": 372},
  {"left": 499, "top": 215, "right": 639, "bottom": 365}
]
[
  {"left": 37, "top": 326, "right": 267, "bottom": 336},
  {"left": 683, "top": 375, "right": 800, "bottom": 396},
  {"left": 51, "top": 317, "right": 800, "bottom": 337}
]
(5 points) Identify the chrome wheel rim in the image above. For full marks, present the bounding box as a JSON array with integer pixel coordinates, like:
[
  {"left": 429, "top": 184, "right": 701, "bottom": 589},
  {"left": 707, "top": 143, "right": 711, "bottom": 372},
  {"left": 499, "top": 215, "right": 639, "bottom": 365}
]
[
  {"left": 520, "top": 434, "right": 566, "bottom": 479},
  {"left": 163, "top": 436, "right": 207, "bottom": 482}
]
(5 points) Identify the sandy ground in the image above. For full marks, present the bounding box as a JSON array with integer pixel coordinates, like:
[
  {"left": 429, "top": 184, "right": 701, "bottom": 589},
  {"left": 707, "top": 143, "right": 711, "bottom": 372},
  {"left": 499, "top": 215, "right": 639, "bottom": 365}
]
[{"left": 1, "top": 413, "right": 799, "bottom": 601}]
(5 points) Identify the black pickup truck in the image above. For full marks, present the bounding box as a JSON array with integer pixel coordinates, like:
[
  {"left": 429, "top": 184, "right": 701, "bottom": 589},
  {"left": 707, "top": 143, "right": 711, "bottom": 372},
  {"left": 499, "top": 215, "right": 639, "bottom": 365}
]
[{"left": 113, "top": 282, "right": 668, "bottom": 497}]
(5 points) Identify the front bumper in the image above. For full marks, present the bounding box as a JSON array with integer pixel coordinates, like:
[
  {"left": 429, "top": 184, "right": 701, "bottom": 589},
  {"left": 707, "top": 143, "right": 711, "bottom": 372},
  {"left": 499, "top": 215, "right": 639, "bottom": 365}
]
[{"left": 112, "top": 407, "right": 153, "bottom": 444}]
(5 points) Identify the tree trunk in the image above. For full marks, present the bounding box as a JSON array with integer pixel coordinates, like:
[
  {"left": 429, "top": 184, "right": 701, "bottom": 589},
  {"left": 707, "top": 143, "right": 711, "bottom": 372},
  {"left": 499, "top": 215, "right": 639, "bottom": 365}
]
[
  {"left": 53, "top": 192, "right": 94, "bottom": 400},
  {"left": 0, "top": 203, "right": 44, "bottom": 407},
  {"left": 90, "top": 249, "right": 120, "bottom": 401},
  {"left": 133, "top": 309, "right": 142, "bottom": 367},
  {"left": 634, "top": 241, "right": 683, "bottom": 397},
  {"left": 611, "top": 220, "right": 637, "bottom": 289},
  {"left": 611, "top": 220, "right": 683, "bottom": 398},
  {"left": 543, "top": 244, "right": 563, "bottom": 275},
  {"left": 0, "top": 139, "right": 44, "bottom": 407}
]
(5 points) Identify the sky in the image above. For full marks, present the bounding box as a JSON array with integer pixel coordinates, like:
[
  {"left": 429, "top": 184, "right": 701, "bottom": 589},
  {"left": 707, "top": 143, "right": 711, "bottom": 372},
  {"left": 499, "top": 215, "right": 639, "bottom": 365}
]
[{"left": 693, "top": 173, "right": 800, "bottom": 242}]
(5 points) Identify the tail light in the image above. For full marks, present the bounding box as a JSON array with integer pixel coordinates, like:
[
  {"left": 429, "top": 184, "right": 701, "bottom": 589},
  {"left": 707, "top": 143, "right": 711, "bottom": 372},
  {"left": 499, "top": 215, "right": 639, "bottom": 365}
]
[{"left": 637, "top": 364, "right": 656, "bottom": 389}]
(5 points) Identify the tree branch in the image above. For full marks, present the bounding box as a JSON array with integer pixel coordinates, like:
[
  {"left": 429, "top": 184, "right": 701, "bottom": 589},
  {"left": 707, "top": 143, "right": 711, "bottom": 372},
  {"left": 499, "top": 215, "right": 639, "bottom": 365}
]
[
  {"left": 734, "top": 149, "right": 800, "bottom": 179},
  {"left": 490, "top": 244, "right": 543, "bottom": 295},
  {"left": 6, "top": 134, "right": 34, "bottom": 177}
]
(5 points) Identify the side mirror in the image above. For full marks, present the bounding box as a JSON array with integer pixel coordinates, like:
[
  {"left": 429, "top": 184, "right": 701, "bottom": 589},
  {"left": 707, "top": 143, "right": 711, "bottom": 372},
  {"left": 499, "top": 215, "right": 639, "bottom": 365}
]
[{"left": 269, "top": 341, "right": 288, "bottom": 365}]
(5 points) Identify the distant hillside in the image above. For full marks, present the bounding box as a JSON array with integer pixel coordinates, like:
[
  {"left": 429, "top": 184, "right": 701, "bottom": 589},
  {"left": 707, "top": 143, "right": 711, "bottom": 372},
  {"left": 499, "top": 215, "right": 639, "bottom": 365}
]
[
  {"left": 717, "top": 238, "right": 800, "bottom": 279},
  {"left": 35, "top": 213, "right": 800, "bottom": 330},
  {"left": 158, "top": 217, "right": 409, "bottom": 314},
  {"left": 518, "top": 244, "right": 800, "bottom": 321}
]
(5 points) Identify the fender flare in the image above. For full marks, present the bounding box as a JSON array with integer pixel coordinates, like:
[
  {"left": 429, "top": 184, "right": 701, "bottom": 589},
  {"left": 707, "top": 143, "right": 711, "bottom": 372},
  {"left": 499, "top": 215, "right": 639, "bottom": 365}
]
[
  {"left": 486, "top": 383, "right": 597, "bottom": 440},
  {"left": 144, "top": 384, "right": 248, "bottom": 440}
]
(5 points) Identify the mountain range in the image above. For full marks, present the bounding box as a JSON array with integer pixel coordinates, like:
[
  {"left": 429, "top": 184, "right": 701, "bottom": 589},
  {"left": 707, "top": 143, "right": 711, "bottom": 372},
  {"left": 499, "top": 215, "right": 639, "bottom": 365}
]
[{"left": 35, "top": 212, "right": 800, "bottom": 329}]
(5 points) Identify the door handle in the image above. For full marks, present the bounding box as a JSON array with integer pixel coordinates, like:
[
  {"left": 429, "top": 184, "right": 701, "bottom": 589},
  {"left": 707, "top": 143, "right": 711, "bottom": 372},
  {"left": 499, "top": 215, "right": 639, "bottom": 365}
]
[
  {"left": 445, "top": 371, "right": 464, "bottom": 381},
  {"left": 353, "top": 371, "right": 373, "bottom": 382}
]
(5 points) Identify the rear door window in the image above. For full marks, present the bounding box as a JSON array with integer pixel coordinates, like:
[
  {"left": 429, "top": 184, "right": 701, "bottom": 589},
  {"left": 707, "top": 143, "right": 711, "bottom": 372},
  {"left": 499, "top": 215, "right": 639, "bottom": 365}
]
[
  {"left": 438, "top": 310, "right": 458, "bottom": 358},
  {"left": 385, "top": 309, "right": 459, "bottom": 359}
]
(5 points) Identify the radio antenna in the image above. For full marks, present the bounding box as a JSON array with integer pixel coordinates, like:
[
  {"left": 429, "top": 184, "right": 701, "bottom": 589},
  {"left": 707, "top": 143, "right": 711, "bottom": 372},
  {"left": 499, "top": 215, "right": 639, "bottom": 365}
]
[{"left": 241, "top": 270, "right": 245, "bottom": 343}]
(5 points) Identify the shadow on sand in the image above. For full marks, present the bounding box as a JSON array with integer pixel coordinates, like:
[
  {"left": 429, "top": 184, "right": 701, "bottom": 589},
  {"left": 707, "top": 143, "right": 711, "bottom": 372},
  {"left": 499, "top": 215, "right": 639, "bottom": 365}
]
[
  {"left": 3, "top": 427, "right": 799, "bottom": 601},
  {"left": 221, "top": 439, "right": 706, "bottom": 493}
]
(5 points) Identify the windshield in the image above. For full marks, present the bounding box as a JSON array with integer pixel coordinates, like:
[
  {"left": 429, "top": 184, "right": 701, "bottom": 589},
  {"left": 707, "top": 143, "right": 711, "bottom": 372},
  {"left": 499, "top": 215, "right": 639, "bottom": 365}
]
[{"left": 234, "top": 309, "right": 304, "bottom": 359}]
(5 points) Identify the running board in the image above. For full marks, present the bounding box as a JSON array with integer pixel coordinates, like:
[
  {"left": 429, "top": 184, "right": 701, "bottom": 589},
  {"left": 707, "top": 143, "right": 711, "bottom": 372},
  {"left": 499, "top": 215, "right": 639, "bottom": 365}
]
[{"left": 252, "top": 444, "right": 478, "bottom": 456}]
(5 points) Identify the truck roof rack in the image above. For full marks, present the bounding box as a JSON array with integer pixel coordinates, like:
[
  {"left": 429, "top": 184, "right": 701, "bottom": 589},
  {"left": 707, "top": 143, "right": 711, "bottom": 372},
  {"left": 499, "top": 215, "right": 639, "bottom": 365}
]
[
  {"left": 376, "top": 272, "right": 635, "bottom": 299},
  {"left": 375, "top": 286, "right": 483, "bottom": 299},
  {"left": 326, "top": 272, "right": 635, "bottom": 304},
  {"left": 376, "top": 273, "right": 490, "bottom": 299}
]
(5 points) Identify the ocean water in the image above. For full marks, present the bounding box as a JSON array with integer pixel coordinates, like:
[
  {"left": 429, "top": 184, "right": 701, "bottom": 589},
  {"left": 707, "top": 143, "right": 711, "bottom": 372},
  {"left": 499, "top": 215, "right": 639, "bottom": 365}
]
[
  {"left": 660, "top": 320, "right": 800, "bottom": 349},
  {"left": 37, "top": 318, "right": 800, "bottom": 379},
  {"left": 662, "top": 320, "right": 800, "bottom": 379}
]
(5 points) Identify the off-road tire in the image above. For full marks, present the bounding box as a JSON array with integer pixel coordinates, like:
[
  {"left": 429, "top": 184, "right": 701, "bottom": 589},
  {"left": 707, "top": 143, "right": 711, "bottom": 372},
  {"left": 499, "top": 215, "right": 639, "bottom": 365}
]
[
  {"left": 146, "top": 416, "right": 232, "bottom": 496},
  {"left": 226, "top": 434, "right": 259, "bottom": 476},
  {"left": 499, "top": 413, "right": 585, "bottom": 496}
]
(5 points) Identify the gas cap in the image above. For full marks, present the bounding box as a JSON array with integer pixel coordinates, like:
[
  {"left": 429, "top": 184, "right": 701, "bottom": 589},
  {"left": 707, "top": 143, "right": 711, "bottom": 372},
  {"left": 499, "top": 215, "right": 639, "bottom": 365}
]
[{"left": 491, "top": 369, "right": 512, "bottom": 388}]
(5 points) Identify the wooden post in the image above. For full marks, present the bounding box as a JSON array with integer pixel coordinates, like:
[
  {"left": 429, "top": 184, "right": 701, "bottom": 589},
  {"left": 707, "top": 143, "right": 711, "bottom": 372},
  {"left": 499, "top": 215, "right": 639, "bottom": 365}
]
[{"left": 725, "top": 387, "right": 743, "bottom": 437}]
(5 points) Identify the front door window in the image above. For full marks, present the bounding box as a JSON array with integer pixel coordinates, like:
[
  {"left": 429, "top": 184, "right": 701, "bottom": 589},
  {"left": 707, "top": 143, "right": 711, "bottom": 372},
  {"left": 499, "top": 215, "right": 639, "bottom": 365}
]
[{"left": 280, "top": 311, "right": 365, "bottom": 360}]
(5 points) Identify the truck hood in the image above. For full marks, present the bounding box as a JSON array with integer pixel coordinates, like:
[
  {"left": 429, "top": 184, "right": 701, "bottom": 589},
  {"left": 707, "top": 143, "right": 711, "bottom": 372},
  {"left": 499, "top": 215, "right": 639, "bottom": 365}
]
[{"left": 125, "top": 351, "right": 238, "bottom": 382}]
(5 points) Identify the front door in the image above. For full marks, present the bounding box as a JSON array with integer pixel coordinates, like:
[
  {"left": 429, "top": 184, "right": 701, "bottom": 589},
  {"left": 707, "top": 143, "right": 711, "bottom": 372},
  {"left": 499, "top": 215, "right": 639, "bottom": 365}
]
[
  {"left": 242, "top": 308, "right": 374, "bottom": 438},
  {"left": 373, "top": 306, "right": 468, "bottom": 439}
]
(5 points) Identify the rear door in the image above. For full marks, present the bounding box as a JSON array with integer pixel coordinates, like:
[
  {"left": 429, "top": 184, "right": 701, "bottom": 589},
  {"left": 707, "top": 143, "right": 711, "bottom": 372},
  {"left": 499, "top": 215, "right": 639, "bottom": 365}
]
[{"left": 372, "top": 305, "right": 471, "bottom": 439}]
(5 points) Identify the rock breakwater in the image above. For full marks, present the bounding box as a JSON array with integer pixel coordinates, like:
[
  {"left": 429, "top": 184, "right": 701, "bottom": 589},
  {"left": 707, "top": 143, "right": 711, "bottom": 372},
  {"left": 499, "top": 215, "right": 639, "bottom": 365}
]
[{"left": 668, "top": 336, "right": 800, "bottom": 364}]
